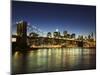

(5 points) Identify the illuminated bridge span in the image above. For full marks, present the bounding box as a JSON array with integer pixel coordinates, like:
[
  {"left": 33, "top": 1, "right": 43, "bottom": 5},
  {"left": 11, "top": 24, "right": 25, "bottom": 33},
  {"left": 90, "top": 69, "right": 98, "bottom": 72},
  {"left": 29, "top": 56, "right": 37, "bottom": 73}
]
[
  {"left": 12, "top": 35, "right": 95, "bottom": 48},
  {"left": 12, "top": 21, "right": 96, "bottom": 49},
  {"left": 12, "top": 35, "right": 85, "bottom": 42}
]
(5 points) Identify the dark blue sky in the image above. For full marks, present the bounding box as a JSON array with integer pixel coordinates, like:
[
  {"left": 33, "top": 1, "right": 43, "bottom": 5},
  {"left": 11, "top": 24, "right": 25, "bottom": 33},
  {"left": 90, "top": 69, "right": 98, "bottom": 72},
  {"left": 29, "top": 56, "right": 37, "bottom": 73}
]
[{"left": 12, "top": 1, "right": 96, "bottom": 37}]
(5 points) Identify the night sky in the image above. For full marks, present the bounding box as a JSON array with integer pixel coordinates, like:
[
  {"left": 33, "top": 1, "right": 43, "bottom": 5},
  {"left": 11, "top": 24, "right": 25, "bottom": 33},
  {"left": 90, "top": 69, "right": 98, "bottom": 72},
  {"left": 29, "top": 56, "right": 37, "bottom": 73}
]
[{"left": 12, "top": 1, "right": 96, "bottom": 38}]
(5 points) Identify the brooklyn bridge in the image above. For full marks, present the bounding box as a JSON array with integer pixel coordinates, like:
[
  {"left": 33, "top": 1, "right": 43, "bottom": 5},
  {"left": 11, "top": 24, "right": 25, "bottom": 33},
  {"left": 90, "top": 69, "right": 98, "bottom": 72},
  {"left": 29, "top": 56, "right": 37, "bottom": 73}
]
[{"left": 12, "top": 20, "right": 96, "bottom": 50}]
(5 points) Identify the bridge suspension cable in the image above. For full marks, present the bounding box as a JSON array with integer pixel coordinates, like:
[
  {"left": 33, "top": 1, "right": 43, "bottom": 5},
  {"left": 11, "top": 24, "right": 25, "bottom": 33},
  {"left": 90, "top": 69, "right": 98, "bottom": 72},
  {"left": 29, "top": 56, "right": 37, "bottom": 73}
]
[{"left": 27, "top": 23, "right": 44, "bottom": 36}]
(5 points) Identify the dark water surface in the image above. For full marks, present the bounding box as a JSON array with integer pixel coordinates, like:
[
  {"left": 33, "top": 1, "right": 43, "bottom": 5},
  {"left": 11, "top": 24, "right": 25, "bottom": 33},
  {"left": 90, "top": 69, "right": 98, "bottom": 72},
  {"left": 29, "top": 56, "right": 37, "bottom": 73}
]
[{"left": 12, "top": 48, "right": 96, "bottom": 74}]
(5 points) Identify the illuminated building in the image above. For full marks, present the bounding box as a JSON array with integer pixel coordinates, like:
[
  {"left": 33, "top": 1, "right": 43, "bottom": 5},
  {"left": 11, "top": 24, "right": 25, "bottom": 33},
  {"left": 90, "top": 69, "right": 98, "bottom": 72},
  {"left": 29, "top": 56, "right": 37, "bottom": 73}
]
[
  {"left": 53, "top": 32, "right": 60, "bottom": 38},
  {"left": 63, "top": 31, "right": 67, "bottom": 38},
  {"left": 47, "top": 32, "right": 52, "bottom": 38},
  {"left": 71, "top": 33, "right": 75, "bottom": 39}
]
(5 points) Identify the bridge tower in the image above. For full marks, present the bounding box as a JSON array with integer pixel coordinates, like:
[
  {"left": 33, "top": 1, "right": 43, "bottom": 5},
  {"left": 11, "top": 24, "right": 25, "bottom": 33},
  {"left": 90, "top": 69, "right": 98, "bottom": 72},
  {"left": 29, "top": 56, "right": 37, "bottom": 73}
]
[{"left": 16, "top": 20, "right": 27, "bottom": 49}]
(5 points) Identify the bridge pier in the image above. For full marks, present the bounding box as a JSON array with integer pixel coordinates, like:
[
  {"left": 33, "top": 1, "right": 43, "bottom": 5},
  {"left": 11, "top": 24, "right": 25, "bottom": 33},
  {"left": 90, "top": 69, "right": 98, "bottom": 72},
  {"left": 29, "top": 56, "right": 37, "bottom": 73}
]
[
  {"left": 77, "top": 41, "right": 83, "bottom": 47},
  {"left": 16, "top": 21, "right": 27, "bottom": 49}
]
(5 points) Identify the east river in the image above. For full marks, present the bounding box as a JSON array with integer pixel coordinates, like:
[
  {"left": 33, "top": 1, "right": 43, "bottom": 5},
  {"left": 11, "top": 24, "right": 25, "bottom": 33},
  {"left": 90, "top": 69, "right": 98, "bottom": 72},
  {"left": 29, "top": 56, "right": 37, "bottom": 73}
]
[{"left": 12, "top": 48, "right": 96, "bottom": 74}]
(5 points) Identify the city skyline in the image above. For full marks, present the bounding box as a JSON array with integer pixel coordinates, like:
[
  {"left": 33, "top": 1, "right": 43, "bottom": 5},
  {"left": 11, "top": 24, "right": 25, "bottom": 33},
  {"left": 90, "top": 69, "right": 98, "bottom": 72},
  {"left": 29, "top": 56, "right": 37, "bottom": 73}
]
[
  {"left": 12, "top": 1, "right": 96, "bottom": 74},
  {"left": 12, "top": 1, "right": 96, "bottom": 38}
]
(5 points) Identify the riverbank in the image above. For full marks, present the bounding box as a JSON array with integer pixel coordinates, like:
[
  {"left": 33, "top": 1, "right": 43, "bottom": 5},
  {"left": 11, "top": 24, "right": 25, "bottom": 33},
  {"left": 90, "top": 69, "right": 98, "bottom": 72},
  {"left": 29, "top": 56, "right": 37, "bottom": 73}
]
[{"left": 12, "top": 45, "right": 96, "bottom": 52}]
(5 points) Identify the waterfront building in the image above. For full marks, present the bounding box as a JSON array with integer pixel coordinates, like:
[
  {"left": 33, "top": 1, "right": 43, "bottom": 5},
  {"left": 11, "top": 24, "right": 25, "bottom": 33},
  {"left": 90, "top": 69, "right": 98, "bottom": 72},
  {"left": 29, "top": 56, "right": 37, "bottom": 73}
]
[
  {"left": 67, "top": 34, "right": 71, "bottom": 39},
  {"left": 53, "top": 32, "right": 61, "bottom": 38},
  {"left": 71, "top": 33, "right": 76, "bottom": 39},
  {"left": 47, "top": 32, "right": 52, "bottom": 38},
  {"left": 63, "top": 31, "right": 67, "bottom": 38}
]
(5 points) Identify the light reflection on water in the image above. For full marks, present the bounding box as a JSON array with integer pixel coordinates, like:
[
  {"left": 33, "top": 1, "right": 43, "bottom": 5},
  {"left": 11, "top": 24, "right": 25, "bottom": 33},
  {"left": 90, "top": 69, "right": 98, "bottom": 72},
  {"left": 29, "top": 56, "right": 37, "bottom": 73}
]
[{"left": 12, "top": 48, "right": 96, "bottom": 74}]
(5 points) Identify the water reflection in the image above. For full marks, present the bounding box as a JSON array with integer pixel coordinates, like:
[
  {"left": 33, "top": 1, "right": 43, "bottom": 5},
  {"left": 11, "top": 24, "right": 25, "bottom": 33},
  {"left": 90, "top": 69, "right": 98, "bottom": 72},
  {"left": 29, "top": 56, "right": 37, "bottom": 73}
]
[{"left": 12, "top": 48, "right": 96, "bottom": 74}]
